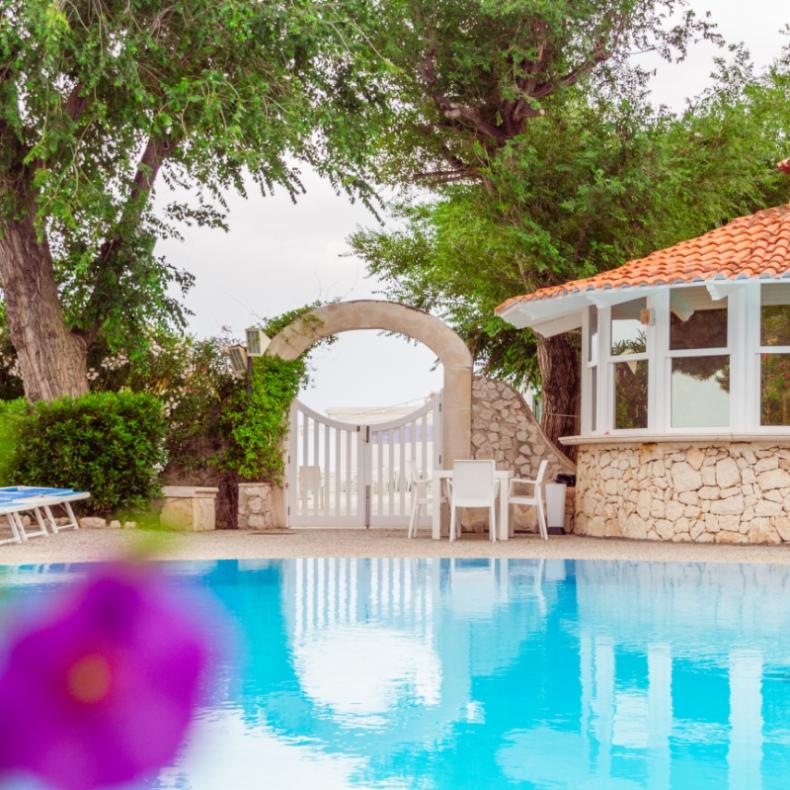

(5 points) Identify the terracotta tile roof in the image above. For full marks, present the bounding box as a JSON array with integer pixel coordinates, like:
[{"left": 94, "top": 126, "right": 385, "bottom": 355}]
[{"left": 496, "top": 203, "right": 790, "bottom": 313}]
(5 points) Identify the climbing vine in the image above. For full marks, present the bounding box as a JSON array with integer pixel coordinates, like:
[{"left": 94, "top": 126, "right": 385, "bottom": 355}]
[
  {"left": 220, "top": 355, "right": 304, "bottom": 484},
  {"left": 218, "top": 301, "right": 337, "bottom": 484}
]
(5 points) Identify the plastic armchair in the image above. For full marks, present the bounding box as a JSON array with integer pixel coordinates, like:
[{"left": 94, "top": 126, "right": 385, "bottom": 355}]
[
  {"left": 448, "top": 460, "right": 498, "bottom": 543},
  {"left": 509, "top": 459, "right": 549, "bottom": 540},
  {"left": 407, "top": 461, "right": 437, "bottom": 538}
]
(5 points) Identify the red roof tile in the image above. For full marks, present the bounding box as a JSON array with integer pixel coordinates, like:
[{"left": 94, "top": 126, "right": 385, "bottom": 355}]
[{"left": 496, "top": 203, "right": 790, "bottom": 314}]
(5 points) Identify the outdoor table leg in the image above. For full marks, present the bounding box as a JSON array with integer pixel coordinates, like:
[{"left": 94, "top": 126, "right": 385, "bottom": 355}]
[{"left": 432, "top": 477, "right": 442, "bottom": 540}]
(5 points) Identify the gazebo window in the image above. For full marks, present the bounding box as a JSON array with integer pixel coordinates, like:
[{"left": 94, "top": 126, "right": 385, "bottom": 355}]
[
  {"left": 668, "top": 287, "right": 729, "bottom": 428},
  {"left": 760, "top": 284, "right": 790, "bottom": 426},
  {"left": 610, "top": 298, "right": 648, "bottom": 429}
]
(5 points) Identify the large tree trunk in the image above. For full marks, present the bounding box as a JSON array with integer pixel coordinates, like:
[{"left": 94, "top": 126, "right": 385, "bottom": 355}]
[
  {"left": 536, "top": 333, "right": 580, "bottom": 462},
  {"left": 0, "top": 205, "right": 88, "bottom": 401}
]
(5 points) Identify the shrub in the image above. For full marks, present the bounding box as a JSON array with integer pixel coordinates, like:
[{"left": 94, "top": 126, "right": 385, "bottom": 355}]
[
  {"left": 13, "top": 391, "right": 166, "bottom": 513},
  {"left": 0, "top": 399, "right": 27, "bottom": 482}
]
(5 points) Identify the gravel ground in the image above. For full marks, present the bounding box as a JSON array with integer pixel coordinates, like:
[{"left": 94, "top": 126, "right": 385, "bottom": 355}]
[{"left": 3, "top": 527, "right": 790, "bottom": 565}]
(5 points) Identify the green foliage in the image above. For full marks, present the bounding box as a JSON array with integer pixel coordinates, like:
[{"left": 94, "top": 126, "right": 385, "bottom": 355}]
[
  {"left": 12, "top": 392, "right": 166, "bottom": 513},
  {"left": 354, "top": 43, "right": 790, "bottom": 388},
  {"left": 367, "top": 0, "right": 720, "bottom": 183},
  {"left": 220, "top": 356, "right": 304, "bottom": 483},
  {"left": 84, "top": 331, "right": 238, "bottom": 476},
  {"left": 0, "top": 0, "right": 390, "bottom": 371},
  {"left": 0, "top": 399, "right": 26, "bottom": 482}
]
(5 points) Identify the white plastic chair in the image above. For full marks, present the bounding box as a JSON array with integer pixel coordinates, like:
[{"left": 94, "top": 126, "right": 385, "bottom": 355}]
[
  {"left": 447, "top": 460, "right": 498, "bottom": 543},
  {"left": 509, "top": 459, "right": 549, "bottom": 540},
  {"left": 407, "top": 461, "right": 439, "bottom": 538}
]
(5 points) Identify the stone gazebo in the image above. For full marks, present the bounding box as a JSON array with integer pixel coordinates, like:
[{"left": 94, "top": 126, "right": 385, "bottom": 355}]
[{"left": 498, "top": 170, "right": 790, "bottom": 544}]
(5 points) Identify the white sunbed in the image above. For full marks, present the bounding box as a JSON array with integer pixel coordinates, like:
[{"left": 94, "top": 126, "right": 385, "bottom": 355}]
[{"left": 0, "top": 487, "right": 91, "bottom": 546}]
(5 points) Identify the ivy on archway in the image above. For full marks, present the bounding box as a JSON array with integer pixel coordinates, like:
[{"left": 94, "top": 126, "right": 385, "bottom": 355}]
[
  {"left": 220, "top": 355, "right": 304, "bottom": 483},
  {"left": 220, "top": 302, "right": 333, "bottom": 484}
]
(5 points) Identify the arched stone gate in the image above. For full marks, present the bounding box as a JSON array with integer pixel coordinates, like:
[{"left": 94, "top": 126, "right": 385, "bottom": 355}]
[{"left": 267, "top": 300, "right": 473, "bottom": 463}]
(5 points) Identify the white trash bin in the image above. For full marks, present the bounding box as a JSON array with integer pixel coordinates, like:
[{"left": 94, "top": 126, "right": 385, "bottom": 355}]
[{"left": 544, "top": 483, "right": 567, "bottom": 533}]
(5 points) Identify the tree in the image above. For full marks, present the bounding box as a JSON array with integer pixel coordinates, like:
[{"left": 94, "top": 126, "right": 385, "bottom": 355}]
[
  {"left": 353, "top": 40, "right": 790, "bottom": 449},
  {"left": 353, "top": 0, "right": 723, "bottom": 446},
  {"left": 0, "top": 0, "right": 386, "bottom": 400}
]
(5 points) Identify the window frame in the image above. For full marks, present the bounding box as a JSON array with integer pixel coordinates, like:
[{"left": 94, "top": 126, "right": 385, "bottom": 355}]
[
  {"left": 663, "top": 286, "right": 731, "bottom": 432},
  {"left": 601, "top": 296, "right": 654, "bottom": 436},
  {"left": 755, "top": 282, "right": 790, "bottom": 430}
]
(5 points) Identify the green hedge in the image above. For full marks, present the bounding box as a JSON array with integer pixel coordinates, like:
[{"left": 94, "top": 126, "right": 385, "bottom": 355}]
[
  {"left": 12, "top": 391, "right": 166, "bottom": 513},
  {"left": 0, "top": 398, "right": 27, "bottom": 482}
]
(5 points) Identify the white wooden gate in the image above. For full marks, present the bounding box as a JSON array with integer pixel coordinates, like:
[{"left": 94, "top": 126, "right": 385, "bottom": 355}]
[{"left": 287, "top": 395, "right": 442, "bottom": 528}]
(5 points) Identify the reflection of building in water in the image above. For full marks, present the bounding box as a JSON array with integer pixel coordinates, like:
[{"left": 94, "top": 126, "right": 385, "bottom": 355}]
[{"left": 547, "top": 561, "right": 786, "bottom": 789}]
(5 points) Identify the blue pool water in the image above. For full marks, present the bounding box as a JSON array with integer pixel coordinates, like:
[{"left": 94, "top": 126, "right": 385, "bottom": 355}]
[{"left": 2, "top": 558, "right": 790, "bottom": 789}]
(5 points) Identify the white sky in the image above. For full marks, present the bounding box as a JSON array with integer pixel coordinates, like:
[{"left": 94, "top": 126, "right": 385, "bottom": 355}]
[{"left": 157, "top": 1, "right": 788, "bottom": 415}]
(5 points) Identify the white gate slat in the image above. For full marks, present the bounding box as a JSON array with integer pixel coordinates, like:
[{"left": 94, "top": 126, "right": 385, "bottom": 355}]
[
  {"left": 312, "top": 418, "right": 320, "bottom": 516},
  {"left": 345, "top": 430, "right": 352, "bottom": 515},
  {"left": 387, "top": 431, "right": 395, "bottom": 515},
  {"left": 376, "top": 431, "right": 384, "bottom": 516},
  {"left": 398, "top": 426, "right": 406, "bottom": 515},
  {"left": 324, "top": 423, "right": 330, "bottom": 516},
  {"left": 409, "top": 418, "right": 419, "bottom": 477},
  {"left": 335, "top": 430, "right": 343, "bottom": 516},
  {"left": 421, "top": 413, "right": 428, "bottom": 477}
]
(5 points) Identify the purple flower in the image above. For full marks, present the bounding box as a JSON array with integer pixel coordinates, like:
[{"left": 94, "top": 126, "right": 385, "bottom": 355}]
[{"left": 0, "top": 565, "right": 212, "bottom": 790}]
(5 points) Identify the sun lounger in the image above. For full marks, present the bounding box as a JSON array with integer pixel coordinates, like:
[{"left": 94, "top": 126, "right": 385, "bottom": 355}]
[{"left": 0, "top": 487, "right": 91, "bottom": 545}]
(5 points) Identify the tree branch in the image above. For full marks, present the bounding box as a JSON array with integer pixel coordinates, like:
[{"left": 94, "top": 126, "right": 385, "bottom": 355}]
[
  {"left": 63, "top": 82, "right": 88, "bottom": 123},
  {"left": 76, "top": 134, "right": 175, "bottom": 345}
]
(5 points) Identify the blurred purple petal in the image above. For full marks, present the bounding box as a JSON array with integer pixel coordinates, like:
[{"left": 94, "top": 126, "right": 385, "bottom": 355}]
[{"left": 0, "top": 564, "right": 212, "bottom": 790}]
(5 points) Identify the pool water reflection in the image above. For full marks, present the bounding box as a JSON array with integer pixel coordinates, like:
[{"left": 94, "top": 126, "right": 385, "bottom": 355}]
[{"left": 3, "top": 559, "right": 790, "bottom": 789}]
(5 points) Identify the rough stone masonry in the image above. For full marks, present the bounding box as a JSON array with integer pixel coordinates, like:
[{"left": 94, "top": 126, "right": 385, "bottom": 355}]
[{"left": 575, "top": 442, "right": 790, "bottom": 544}]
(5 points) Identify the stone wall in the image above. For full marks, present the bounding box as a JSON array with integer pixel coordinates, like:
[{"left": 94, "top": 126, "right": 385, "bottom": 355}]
[
  {"left": 471, "top": 376, "right": 575, "bottom": 531},
  {"left": 575, "top": 442, "right": 790, "bottom": 544},
  {"left": 237, "top": 482, "right": 280, "bottom": 530}
]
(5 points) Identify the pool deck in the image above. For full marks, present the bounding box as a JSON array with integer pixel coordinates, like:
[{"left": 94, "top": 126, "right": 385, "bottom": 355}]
[{"left": 2, "top": 527, "right": 790, "bottom": 565}]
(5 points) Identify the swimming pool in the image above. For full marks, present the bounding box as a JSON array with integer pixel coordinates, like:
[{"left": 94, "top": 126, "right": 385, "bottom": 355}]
[{"left": 2, "top": 558, "right": 789, "bottom": 789}]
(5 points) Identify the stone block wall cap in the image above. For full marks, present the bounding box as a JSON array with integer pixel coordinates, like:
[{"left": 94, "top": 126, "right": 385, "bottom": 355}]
[
  {"left": 161, "top": 485, "right": 220, "bottom": 497},
  {"left": 561, "top": 433, "right": 790, "bottom": 447}
]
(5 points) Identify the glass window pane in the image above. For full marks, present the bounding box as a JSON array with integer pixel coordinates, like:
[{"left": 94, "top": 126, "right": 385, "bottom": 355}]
[
  {"left": 611, "top": 298, "right": 647, "bottom": 356},
  {"left": 614, "top": 360, "right": 648, "bottom": 429},
  {"left": 761, "top": 354, "right": 790, "bottom": 426},
  {"left": 761, "top": 284, "right": 790, "bottom": 347},
  {"left": 670, "top": 287, "right": 728, "bottom": 350},
  {"left": 588, "top": 307, "right": 598, "bottom": 363},
  {"left": 671, "top": 355, "right": 730, "bottom": 428},
  {"left": 590, "top": 366, "right": 597, "bottom": 432}
]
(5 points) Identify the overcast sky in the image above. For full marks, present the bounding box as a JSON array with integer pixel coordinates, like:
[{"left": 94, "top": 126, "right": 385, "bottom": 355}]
[{"left": 157, "top": 1, "right": 789, "bottom": 415}]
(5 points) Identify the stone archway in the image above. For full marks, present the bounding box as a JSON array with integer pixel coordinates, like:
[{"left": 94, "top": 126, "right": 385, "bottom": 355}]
[{"left": 267, "top": 300, "right": 473, "bottom": 469}]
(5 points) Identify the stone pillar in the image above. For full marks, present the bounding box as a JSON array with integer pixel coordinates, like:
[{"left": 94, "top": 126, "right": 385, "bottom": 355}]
[
  {"left": 159, "top": 486, "right": 218, "bottom": 531},
  {"left": 442, "top": 364, "right": 472, "bottom": 467},
  {"left": 238, "top": 482, "right": 283, "bottom": 530}
]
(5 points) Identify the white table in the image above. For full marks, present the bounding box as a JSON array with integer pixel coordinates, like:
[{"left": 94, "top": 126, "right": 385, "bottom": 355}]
[{"left": 431, "top": 469, "right": 513, "bottom": 541}]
